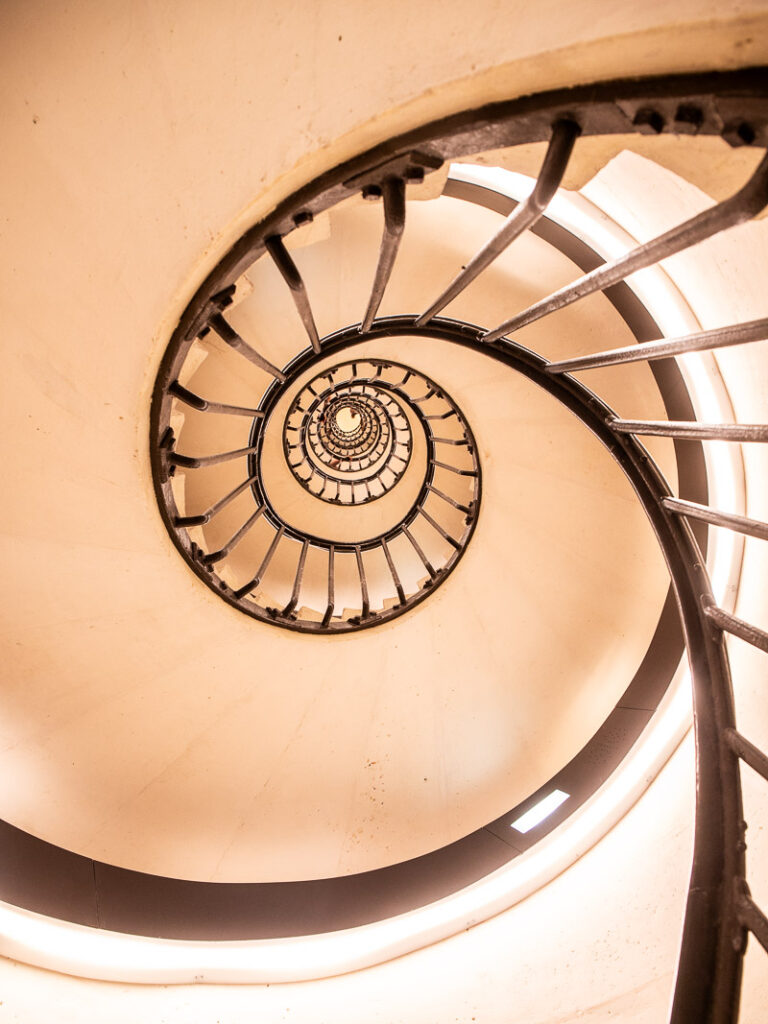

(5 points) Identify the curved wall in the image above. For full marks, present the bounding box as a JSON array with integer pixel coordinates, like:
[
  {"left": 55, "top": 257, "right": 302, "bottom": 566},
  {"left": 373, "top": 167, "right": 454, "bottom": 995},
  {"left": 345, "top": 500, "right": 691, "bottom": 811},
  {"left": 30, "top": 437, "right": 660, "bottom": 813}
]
[{"left": 1, "top": 1, "right": 767, "bottom": 1021}]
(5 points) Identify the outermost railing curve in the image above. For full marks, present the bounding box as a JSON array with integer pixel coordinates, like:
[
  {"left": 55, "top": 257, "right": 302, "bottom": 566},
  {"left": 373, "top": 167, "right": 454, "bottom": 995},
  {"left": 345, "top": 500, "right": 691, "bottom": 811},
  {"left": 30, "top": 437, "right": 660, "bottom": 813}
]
[{"left": 148, "top": 68, "right": 768, "bottom": 1019}]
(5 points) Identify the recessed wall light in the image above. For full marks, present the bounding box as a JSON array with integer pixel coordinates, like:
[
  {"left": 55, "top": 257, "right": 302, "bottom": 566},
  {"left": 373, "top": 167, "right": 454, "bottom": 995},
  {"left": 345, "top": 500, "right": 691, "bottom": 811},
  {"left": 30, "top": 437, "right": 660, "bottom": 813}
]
[{"left": 511, "top": 790, "right": 570, "bottom": 834}]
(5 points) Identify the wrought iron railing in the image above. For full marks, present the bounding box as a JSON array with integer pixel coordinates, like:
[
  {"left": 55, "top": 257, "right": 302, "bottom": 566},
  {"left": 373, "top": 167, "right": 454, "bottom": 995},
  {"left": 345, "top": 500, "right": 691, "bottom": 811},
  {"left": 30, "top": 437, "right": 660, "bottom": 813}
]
[
  {"left": 159, "top": 333, "right": 480, "bottom": 630},
  {"left": 150, "top": 68, "right": 768, "bottom": 1019}
]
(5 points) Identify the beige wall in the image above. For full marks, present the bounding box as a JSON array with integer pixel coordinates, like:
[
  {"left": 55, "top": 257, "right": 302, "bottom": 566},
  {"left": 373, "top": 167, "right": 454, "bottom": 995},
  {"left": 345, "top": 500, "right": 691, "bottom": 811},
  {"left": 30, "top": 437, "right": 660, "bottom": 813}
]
[{"left": 1, "top": 1, "right": 768, "bottom": 1021}]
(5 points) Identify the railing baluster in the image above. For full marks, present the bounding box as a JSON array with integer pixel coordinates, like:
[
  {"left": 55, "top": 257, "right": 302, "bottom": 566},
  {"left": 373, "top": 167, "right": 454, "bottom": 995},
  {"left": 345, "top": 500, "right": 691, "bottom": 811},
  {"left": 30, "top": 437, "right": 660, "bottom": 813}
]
[
  {"left": 203, "top": 505, "right": 264, "bottom": 564},
  {"left": 664, "top": 497, "right": 768, "bottom": 542},
  {"left": 209, "top": 313, "right": 287, "bottom": 380},
  {"left": 169, "top": 443, "right": 259, "bottom": 469},
  {"left": 381, "top": 538, "right": 406, "bottom": 605},
  {"left": 432, "top": 458, "right": 478, "bottom": 477},
  {"left": 168, "top": 380, "right": 265, "bottom": 418},
  {"left": 411, "top": 388, "right": 436, "bottom": 404},
  {"left": 282, "top": 540, "right": 309, "bottom": 616},
  {"left": 416, "top": 119, "right": 580, "bottom": 325},
  {"left": 361, "top": 177, "right": 406, "bottom": 332},
  {"left": 420, "top": 508, "right": 461, "bottom": 549},
  {"left": 355, "top": 545, "right": 370, "bottom": 618},
  {"left": 234, "top": 525, "right": 285, "bottom": 597},
  {"left": 737, "top": 892, "right": 768, "bottom": 954},
  {"left": 546, "top": 317, "right": 768, "bottom": 374},
  {"left": 402, "top": 526, "right": 436, "bottom": 579},
  {"left": 425, "top": 410, "right": 457, "bottom": 421},
  {"left": 483, "top": 150, "right": 768, "bottom": 341},
  {"left": 612, "top": 420, "right": 768, "bottom": 443},
  {"left": 175, "top": 473, "right": 259, "bottom": 527},
  {"left": 174, "top": 514, "right": 209, "bottom": 528},
  {"left": 427, "top": 483, "right": 472, "bottom": 515},
  {"left": 705, "top": 605, "right": 768, "bottom": 654},
  {"left": 726, "top": 728, "right": 768, "bottom": 783},
  {"left": 322, "top": 545, "right": 335, "bottom": 627},
  {"left": 265, "top": 235, "right": 322, "bottom": 353}
]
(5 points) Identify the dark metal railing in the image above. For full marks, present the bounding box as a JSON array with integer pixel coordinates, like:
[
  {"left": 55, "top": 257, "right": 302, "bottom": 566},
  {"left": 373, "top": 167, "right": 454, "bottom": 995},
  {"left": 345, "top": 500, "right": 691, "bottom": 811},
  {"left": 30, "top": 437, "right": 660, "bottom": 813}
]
[
  {"left": 481, "top": 149, "right": 768, "bottom": 340},
  {"left": 150, "top": 68, "right": 768, "bottom": 1020},
  {"left": 283, "top": 363, "right": 413, "bottom": 505},
  {"left": 159, "top": 350, "right": 480, "bottom": 631}
]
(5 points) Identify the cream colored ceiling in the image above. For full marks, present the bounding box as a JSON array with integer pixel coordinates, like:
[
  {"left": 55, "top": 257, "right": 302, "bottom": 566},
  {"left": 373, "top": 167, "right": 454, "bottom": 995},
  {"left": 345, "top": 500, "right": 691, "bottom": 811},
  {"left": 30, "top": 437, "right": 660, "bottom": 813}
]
[
  {"left": 1, "top": 4, "right": 768, "bottom": 1024},
  {"left": 0, "top": 158, "right": 676, "bottom": 879},
  {"left": 9, "top": 0, "right": 764, "bottom": 886}
]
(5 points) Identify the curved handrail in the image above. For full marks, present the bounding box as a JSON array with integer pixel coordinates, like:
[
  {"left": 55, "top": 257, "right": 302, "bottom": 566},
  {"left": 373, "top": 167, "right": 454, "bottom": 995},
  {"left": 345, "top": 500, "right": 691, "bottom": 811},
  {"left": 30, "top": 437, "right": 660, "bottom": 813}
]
[{"left": 147, "top": 69, "right": 768, "bottom": 1020}]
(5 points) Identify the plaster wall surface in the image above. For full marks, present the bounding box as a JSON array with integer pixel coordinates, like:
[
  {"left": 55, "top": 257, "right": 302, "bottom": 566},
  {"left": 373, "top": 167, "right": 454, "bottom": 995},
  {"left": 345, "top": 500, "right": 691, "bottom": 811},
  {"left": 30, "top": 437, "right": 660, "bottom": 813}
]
[{"left": 1, "top": 1, "right": 768, "bottom": 1022}]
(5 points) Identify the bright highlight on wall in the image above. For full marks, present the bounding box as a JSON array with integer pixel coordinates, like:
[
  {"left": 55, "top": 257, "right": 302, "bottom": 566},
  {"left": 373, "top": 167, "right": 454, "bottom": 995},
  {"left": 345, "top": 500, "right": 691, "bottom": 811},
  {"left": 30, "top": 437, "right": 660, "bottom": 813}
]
[{"left": 511, "top": 790, "right": 570, "bottom": 833}]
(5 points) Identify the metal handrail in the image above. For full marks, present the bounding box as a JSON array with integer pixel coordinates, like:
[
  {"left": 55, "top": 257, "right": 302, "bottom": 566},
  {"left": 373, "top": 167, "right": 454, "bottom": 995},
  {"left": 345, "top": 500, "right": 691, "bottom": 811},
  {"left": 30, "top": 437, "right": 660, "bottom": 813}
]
[
  {"left": 161, "top": 348, "right": 481, "bottom": 630},
  {"left": 150, "top": 69, "right": 768, "bottom": 1019}
]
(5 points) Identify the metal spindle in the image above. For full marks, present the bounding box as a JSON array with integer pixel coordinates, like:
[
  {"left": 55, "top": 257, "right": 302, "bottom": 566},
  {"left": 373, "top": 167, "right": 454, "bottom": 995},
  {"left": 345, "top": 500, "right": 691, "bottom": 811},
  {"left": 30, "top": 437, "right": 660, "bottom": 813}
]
[
  {"left": 234, "top": 525, "right": 285, "bottom": 597},
  {"left": 355, "top": 545, "right": 370, "bottom": 618},
  {"left": 169, "top": 380, "right": 265, "bottom": 418},
  {"left": 175, "top": 473, "right": 260, "bottom": 527},
  {"left": 483, "top": 150, "right": 768, "bottom": 342},
  {"left": 381, "top": 538, "right": 406, "bottom": 605},
  {"left": 726, "top": 728, "right": 768, "bottom": 782},
  {"left": 737, "top": 893, "right": 768, "bottom": 953},
  {"left": 420, "top": 508, "right": 461, "bottom": 549},
  {"left": 417, "top": 119, "right": 580, "bottom": 325},
  {"left": 705, "top": 605, "right": 768, "bottom": 654},
  {"left": 168, "top": 443, "right": 259, "bottom": 469},
  {"left": 663, "top": 498, "right": 768, "bottom": 542},
  {"left": 403, "top": 526, "right": 436, "bottom": 578},
  {"left": 546, "top": 317, "right": 768, "bottom": 374},
  {"left": 427, "top": 484, "right": 472, "bottom": 514},
  {"left": 425, "top": 410, "right": 457, "bottom": 421},
  {"left": 612, "top": 420, "right": 768, "bottom": 443},
  {"left": 411, "top": 388, "right": 436, "bottom": 404},
  {"left": 209, "top": 313, "right": 287, "bottom": 379},
  {"left": 203, "top": 505, "right": 265, "bottom": 564},
  {"left": 265, "top": 235, "right": 322, "bottom": 353},
  {"left": 432, "top": 458, "right": 477, "bottom": 476},
  {"left": 282, "top": 540, "right": 309, "bottom": 616},
  {"left": 322, "top": 545, "right": 335, "bottom": 627},
  {"left": 361, "top": 177, "right": 406, "bottom": 332}
]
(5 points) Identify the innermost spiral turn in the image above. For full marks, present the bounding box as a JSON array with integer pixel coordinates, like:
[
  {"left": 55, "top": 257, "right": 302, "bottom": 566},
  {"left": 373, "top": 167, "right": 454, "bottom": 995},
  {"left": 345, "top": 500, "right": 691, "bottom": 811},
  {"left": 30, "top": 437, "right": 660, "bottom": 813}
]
[
  {"left": 335, "top": 405, "right": 360, "bottom": 433},
  {"left": 283, "top": 361, "right": 414, "bottom": 506}
]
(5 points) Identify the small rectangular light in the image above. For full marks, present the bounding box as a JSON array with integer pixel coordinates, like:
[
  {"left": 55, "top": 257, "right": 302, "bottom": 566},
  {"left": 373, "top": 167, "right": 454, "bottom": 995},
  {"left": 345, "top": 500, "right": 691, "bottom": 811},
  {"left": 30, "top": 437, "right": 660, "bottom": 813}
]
[{"left": 510, "top": 789, "right": 570, "bottom": 834}]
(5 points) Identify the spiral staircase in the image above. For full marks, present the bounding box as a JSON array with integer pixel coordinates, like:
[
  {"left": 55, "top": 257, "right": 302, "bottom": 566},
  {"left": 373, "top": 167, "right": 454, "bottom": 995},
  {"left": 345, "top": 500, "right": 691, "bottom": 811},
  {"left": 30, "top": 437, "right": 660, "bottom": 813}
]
[{"left": 2, "top": 4, "right": 768, "bottom": 1022}]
